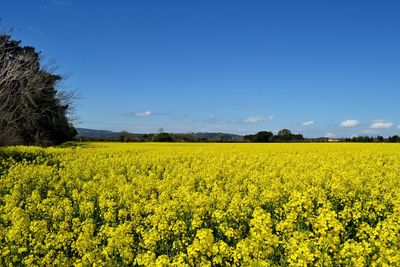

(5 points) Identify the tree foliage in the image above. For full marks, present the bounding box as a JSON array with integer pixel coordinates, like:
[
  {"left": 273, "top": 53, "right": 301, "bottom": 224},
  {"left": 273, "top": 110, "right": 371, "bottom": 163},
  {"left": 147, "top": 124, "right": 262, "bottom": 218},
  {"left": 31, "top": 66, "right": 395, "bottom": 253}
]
[
  {"left": 244, "top": 131, "right": 273, "bottom": 142},
  {"left": 275, "top": 129, "right": 304, "bottom": 141},
  {"left": 277, "top": 129, "right": 292, "bottom": 137},
  {"left": 0, "top": 31, "right": 76, "bottom": 146},
  {"left": 388, "top": 135, "right": 400, "bottom": 143},
  {"left": 151, "top": 132, "right": 173, "bottom": 142},
  {"left": 245, "top": 129, "right": 304, "bottom": 142}
]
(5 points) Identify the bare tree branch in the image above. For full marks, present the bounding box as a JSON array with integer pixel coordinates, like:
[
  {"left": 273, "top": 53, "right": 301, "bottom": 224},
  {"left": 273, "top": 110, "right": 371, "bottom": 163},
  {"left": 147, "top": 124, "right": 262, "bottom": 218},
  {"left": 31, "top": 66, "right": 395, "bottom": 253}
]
[{"left": 1, "top": 29, "right": 77, "bottom": 145}]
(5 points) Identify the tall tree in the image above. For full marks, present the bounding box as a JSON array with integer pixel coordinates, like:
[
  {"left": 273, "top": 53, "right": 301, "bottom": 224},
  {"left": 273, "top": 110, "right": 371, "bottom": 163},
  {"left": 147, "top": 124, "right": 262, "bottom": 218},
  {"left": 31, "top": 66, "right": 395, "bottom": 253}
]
[
  {"left": 0, "top": 31, "right": 76, "bottom": 146},
  {"left": 255, "top": 131, "right": 273, "bottom": 142},
  {"left": 277, "top": 129, "right": 292, "bottom": 138}
]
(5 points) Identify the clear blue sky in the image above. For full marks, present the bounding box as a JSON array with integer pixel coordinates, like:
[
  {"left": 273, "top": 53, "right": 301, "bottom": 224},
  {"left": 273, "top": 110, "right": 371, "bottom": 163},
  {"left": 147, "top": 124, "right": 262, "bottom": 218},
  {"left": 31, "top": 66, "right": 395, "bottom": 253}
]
[{"left": 3, "top": 0, "right": 400, "bottom": 137}]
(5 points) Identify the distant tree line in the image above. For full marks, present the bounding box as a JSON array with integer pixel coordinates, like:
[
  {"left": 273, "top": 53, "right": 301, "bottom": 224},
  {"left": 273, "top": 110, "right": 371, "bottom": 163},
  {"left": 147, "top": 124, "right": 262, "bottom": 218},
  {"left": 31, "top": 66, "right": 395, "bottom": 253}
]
[
  {"left": 114, "top": 132, "right": 181, "bottom": 142},
  {"left": 344, "top": 135, "right": 400, "bottom": 143},
  {"left": 76, "top": 131, "right": 244, "bottom": 143},
  {"left": 76, "top": 132, "right": 182, "bottom": 143},
  {"left": 91, "top": 129, "right": 305, "bottom": 143},
  {"left": 0, "top": 28, "right": 76, "bottom": 146},
  {"left": 244, "top": 129, "right": 304, "bottom": 142},
  {"left": 76, "top": 130, "right": 400, "bottom": 143}
]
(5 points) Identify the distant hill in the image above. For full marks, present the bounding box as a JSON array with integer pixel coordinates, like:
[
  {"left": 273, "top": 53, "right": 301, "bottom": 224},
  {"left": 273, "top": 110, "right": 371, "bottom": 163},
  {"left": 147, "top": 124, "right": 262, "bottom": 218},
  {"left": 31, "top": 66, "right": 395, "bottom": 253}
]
[
  {"left": 77, "top": 128, "right": 345, "bottom": 142},
  {"left": 191, "top": 132, "right": 243, "bottom": 141},
  {"left": 76, "top": 128, "right": 122, "bottom": 139},
  {"left": 76, "top": 128, "right": 243, "bottom": 142}
]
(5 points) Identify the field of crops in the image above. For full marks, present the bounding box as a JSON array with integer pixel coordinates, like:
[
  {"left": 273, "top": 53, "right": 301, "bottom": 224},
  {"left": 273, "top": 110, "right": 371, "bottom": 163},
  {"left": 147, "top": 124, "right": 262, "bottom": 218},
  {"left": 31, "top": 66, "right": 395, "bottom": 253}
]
[{"left": 1, "top": 142, "right": 400, "bottom": 266}]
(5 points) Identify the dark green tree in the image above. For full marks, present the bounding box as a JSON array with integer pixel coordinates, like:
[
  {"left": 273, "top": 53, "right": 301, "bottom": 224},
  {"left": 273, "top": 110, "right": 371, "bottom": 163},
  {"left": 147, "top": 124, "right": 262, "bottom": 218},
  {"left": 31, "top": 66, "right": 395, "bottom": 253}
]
[
  {"left": 243, "top": 134, "right": 255, "bottom": 142},
  {"left": 0, "top": 31, "right": 76, "bottom": 146},
  {"left": 388, "top": 135, "right": 399, "bottom": 142},
  {"left": 151, "top": 132, "right": 173, "bottom": 142},
  {"left": 255, "top": 131, "right": 273, "bottom": 142},
  {"left": 277, "top": 129, "right": 292, "bottom": 138},
  {"left": 119, "top": 131, "right": 130, "bottom": 142},
  {"left": 275, "top": 129, "right": 304, "bottom": 142}
]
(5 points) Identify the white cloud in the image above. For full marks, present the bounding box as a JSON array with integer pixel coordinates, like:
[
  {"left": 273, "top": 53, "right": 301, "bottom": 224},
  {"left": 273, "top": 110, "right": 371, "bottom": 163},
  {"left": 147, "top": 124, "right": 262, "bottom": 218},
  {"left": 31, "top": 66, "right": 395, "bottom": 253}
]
[
  {"left": 244, "top": 116, "right": 265, "bottom": 123},
  {"left": 370, "top": 122, "right": 394, "bottom": 129},
  {"left": 397, "top": 124, "right": 400, "bottom": 130},
  {"left": 244, "top": 115, "right": 273, "bottom": 124},
  {"left": 339, "top": 119, "right": 360, "bottom": 128},
  {"left": 325, "top": 133, "right": 335, "bottom": 138},
  {"left": 301, "top": 120, "right": 315, "bottom": 126},
  {"left": 134, "top": 110, "right": 152, "bottom": 117}
]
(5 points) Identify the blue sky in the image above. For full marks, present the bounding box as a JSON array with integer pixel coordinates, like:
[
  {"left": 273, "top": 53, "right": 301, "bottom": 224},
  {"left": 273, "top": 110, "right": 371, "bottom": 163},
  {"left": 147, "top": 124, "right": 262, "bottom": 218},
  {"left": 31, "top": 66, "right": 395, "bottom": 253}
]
[{"left": 2, "top": 0, "right": 400, "bottom": 137}]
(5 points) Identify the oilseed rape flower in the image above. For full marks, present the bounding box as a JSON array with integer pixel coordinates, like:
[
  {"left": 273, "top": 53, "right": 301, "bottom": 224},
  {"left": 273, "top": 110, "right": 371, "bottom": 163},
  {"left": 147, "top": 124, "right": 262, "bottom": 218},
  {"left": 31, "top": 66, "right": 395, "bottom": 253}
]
[{"left": 0, "top": 142, "right": 400, "bottom": 265}]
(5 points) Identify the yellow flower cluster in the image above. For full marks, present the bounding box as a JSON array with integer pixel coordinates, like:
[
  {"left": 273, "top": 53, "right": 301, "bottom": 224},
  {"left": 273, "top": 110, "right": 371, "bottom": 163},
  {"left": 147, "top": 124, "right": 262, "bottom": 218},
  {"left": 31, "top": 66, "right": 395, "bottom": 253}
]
[{"left": 1, "top": 142, "right": 400, "bottom": 266}]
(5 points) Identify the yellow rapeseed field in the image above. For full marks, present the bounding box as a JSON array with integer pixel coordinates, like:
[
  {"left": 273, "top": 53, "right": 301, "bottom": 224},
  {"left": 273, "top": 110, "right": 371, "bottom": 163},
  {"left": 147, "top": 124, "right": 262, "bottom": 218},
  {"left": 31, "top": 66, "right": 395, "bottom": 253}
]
[{"left": 1, "top": 142, "right": 400, "bottom": 266}]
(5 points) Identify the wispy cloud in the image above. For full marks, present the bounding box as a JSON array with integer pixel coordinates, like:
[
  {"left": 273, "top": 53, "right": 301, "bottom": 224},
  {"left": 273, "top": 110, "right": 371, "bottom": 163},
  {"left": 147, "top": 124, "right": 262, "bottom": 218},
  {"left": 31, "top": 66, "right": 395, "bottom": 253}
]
[
  {"left": 173, "top": 114, "right": 191, "bottom": 120},
  {"left": 205, "top": 114, "right": 218, "bottom": 123},
  {"left": 134, "top": 110, "right": 152, "bottom": 117},
  {"left": 243, "top": 115, "right": 273, "bottom": 124},
  {"left": 301, "top": 120, "right": 315, "bottom": 126},
  {"left": 370, "top": 121, "right": 394, "bottom": 129},
  {"left": 339, "top": 119, "right": 360, "bottom": 128},
  {"left": 397, "top": 124, "right": 400, "bottom": 130},
  {"left": 127, "top": 110, "right": 174, "bottom": 118},
  {"left": 325, "top": 133, "right": 335, "bottom": 138}
]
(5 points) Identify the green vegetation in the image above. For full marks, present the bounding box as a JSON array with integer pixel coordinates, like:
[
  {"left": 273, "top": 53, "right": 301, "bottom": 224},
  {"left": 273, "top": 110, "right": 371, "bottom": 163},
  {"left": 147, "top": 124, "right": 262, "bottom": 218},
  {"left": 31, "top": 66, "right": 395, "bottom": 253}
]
[
  {"left": 1, "top": 143, "right": 400, "bottom": 265},
  {"left": 244, "top": 129, "right": 304, "bottom": 142},
  {"left": 0, "top": 29, "right": 76, "bottom": 146}
]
